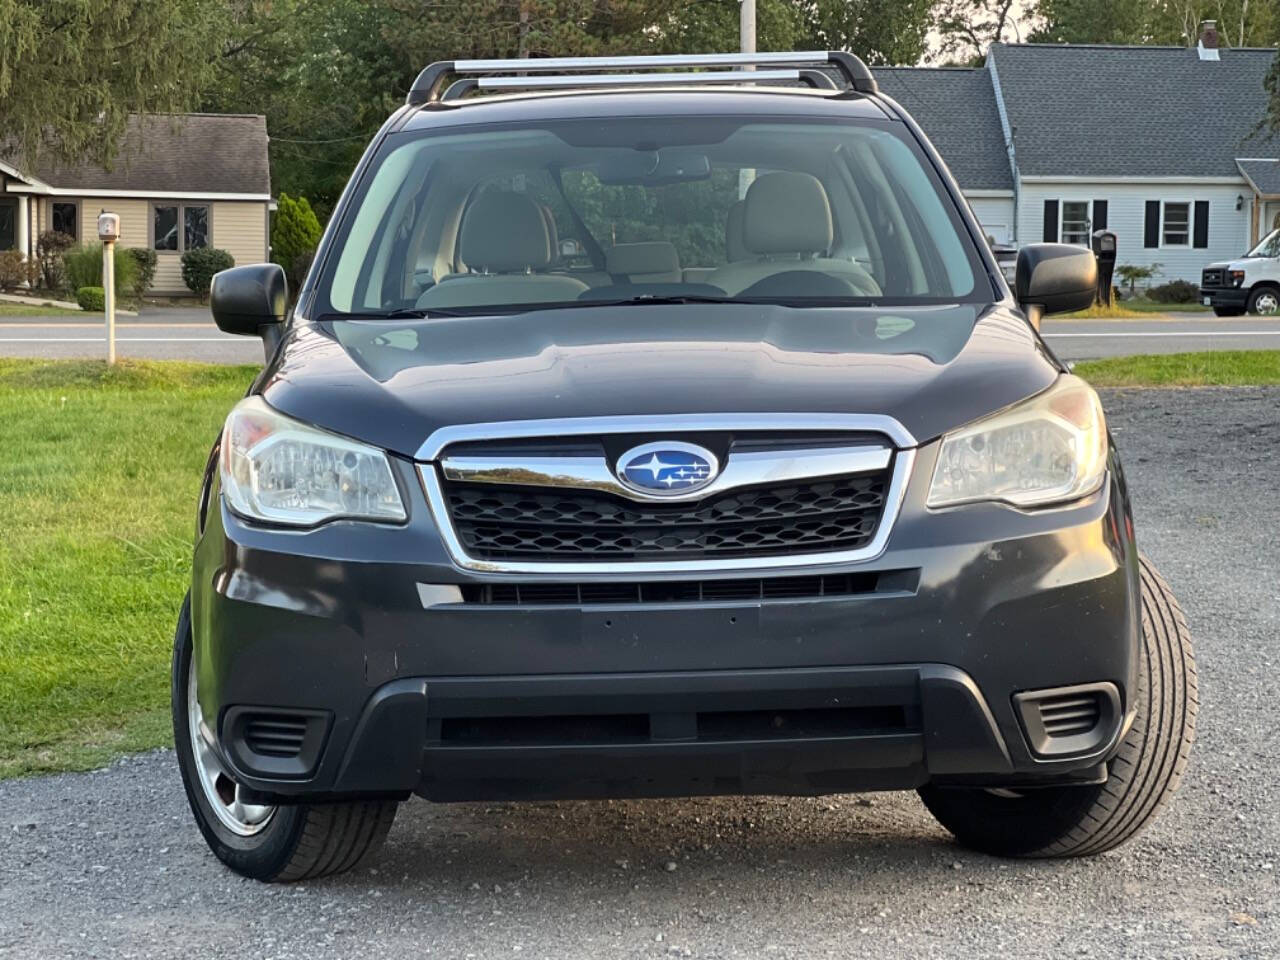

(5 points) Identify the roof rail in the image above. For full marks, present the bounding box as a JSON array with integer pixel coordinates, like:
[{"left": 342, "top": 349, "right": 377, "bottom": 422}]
[{"left": 406, "top": 51, "right": 877, "bottom": 106}]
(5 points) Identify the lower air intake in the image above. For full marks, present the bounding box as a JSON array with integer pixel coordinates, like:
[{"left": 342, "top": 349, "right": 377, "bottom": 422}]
[{"left": 1013, "top": 682, "right": 1121, "bottom": 758}]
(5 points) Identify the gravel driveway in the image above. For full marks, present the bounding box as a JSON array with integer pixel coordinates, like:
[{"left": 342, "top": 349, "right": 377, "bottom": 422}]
[{"left": 2, "top": 387, "right": 1277, "bottom": 960}]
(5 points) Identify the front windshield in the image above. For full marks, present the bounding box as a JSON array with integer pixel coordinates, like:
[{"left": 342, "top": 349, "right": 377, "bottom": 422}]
[
  {"left": 1247, "top": 228, "right": 1280, "bottom": 258},
  {"left": 316, "top": 115, "right": 987, "bottom": 317}
]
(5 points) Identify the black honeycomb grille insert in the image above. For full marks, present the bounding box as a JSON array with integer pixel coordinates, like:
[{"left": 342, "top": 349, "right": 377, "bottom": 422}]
[{"left": 443, "top": 470, "right": 890, "bottom": 562}]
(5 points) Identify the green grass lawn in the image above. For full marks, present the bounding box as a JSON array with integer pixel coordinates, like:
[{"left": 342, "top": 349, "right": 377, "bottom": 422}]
[
  {"left": 0, "top": 302, "right": 84, "bottom": 318},
  {"left": 1076, "top": 350, "right": 1280, "bottom": 386},
  {"left": 0, "top": 359, "right": 256, "bottom": 778}
]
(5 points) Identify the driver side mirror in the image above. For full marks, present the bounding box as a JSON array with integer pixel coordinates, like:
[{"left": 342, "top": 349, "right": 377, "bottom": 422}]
[
  {"left": 210, "top": 263, "right": 287, "bottom": 360},
  {"left": 1015, "top": 244, "right": 1098, "bottom": 329}
]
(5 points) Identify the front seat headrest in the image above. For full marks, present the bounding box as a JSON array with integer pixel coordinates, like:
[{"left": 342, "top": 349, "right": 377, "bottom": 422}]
[
  {"left": 605, "top": 241, "right": 681, "bottom": 280},
  {"left": 460, "top": 192, "right": 551, "bottom": 273},
  {"left": 743, "top": 172, "right": 833, "bottom": 256}
]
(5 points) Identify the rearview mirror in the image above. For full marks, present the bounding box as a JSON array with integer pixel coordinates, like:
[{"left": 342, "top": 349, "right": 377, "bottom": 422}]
[
  {"left": 1015, "top": 244, "right": 1097, "bottom": 327},
  {"left": 211, "top": 263, "right": 287, "bottom": 359}
]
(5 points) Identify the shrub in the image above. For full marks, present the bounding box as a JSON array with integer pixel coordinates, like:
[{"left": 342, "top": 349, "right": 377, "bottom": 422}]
[
  {"left": 181, "top": 247, "right": 235, "bottom": 300},
  {"left": 271, "top": 193, "right": 323, "bottom": 291},
  {"left": 0, "top": 250, "right": 38, "bottom": 291},
  {"left": 63, "top": 243, "right": 138, "bottom": 295},
  {"left": 76, "top": 286, "right": 106, "bottom": 312},
  {"left": 125, "top": 247, "right": 158, "bottom": 300},
  {"left": 1147, "top": 279, "right": 1199, "bottom": 303},
  {"left": 36, "top": 230, "right": 75, "bottom": 290},
  {"left": 1115, "top": 263, "right": 1161, "bottom": 296}
]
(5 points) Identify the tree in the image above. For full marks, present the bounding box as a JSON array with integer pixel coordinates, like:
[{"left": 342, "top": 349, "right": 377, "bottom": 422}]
[
  {"left": 271, "top": 193, "right": 324, "bottom": 290},
  {"left": 1031, "top": 0, "right": 1275, "bottom": 46},
  {"left": 0, "top": 0, "right": 225, "bottom": 169},
  {"left": 796, "top": 0, "right": 933, "bottom": 66},
  {"left": 933, "top": 0, "right": 1024, "bottom": 63}
]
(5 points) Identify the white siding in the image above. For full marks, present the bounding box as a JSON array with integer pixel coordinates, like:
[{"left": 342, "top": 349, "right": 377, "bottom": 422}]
[
  {"left": 1017, "top": 181, "right": 1252, "bottom": 285},
  {"left": 966, "top": 195, "right": 1016, "bottom": 244}
]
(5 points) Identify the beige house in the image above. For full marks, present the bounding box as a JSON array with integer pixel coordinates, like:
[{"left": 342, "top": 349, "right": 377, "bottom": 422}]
[{"left": 0, "top": 114, "right": 272, "bottom": 295}]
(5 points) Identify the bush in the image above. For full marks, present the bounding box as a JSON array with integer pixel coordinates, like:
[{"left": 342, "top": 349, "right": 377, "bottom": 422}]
[
  {"left": 125, "top": 247, "right": 158, "bottom": 300},
  {"left": 63, "top": 243, "right": 138, "bottom": 295},
  {"left": 271, "top": 193, "right": 323, "bottom": 292},
  {"left": 36, "top": 230, "right": 75, "bottom": 290},
  {"left": 181, "top": 247, "right": 235, "bottom": 300},
  {"left": 76, "top": 286, "right": 106, "bottom": 312},
  {"left": 0, "top": 250, "right": 38, "bottom": 291},
  {"left": 1147, "top": 279, "right": 1199, "bottom": 303}
]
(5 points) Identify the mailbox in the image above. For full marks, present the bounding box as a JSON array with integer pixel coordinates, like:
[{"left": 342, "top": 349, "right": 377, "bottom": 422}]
[
  {"left": 1091, "top": 229, "right": 1117, "bottom": 306},
  {"left": 97, "top": 212, "right": 120, "bottom": 243}
]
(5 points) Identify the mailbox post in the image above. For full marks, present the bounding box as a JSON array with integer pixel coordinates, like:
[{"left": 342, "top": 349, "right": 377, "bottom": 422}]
[
  {"left": 97, "top": 212, "right": 120, "bottom": 365},
  {"left": 1091, "top": 229, "right": 1117, "bottom": 307}
]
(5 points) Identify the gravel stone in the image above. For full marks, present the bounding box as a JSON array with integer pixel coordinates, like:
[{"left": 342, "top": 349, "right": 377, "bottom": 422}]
[{"left": 1, "top": 387, "right": 1277, "bottom": 959}]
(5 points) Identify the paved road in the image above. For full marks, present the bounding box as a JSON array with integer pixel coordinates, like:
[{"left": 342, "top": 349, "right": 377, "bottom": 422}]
[
  {"left": 2, "top": 312, "right": 1279, "bottom": 364},
  {"left": 1, "top": 387, "right": 1277, "bottom": 959},
  {"left": 1042, "top": 316, "right": 1280, "bottom": 360}
]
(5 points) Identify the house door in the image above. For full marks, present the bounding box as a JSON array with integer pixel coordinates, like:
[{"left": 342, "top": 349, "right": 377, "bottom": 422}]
[{"left": 0, "top": 199, "right": 16, "bottom": 250}]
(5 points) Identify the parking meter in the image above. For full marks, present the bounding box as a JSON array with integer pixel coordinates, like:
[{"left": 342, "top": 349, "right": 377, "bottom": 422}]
[{"left": 1091, "top": 229, "right": 1117, "bottom": 306}]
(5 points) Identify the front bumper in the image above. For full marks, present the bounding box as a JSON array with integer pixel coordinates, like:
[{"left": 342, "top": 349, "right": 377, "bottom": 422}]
[
  {"left": 191, "top": 441, "right": 1140, "bottom": 803},
  {"left": 1199, "top": 286, "right": 1248, "bottom": 308}
]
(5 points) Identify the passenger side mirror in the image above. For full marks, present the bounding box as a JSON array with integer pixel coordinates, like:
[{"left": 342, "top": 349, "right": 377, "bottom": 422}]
[
  {"left": 1015, "top": 244, "right": 1098, "bottom": 328},
  {"left": 210, "top": 263, "right": 287, "bottom": 359}
]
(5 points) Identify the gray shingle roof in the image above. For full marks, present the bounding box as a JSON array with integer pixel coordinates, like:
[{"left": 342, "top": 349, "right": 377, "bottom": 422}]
[
  {"left": 876, "top": 68, "right": 1013, "bottom": 191},
  {"left": 988, "top": 43, "right": 1277, "bottom": 178},
  {"left": 1238, "top": 158, "right": 1280, "bottom": 195},
  {"left": 19, "top": 114, "right": 270, "bottom": 195}
]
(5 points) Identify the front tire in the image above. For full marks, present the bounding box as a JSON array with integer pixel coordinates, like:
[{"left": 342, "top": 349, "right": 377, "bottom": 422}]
[
  {"left": 172, "top": 594, "right": 398, "bottom": 881},
  {"left": 1247, "top": 285, "right": 1280, "bottom": 315},
  {"left": 918, "top": 556, "right": 1197, "bottom": 857}
]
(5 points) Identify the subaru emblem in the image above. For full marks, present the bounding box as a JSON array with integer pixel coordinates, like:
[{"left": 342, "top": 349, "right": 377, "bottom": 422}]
[{"left": 617, "top": 441, "right": 719, "bottom": 496}]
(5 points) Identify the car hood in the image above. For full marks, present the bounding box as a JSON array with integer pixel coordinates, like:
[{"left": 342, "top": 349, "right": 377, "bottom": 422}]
[{"left": 259, "top": 303, "right": 1060, "bottom": 458}]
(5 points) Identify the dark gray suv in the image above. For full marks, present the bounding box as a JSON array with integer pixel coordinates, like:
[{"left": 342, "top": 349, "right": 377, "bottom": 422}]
[{"left": 173, "top": 51, "right": 1197, "bottom": 882}]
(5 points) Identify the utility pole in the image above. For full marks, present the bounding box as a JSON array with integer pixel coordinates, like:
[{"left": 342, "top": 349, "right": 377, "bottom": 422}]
[{"left": 739, "top": 0, "right": 756, "bottom": 55}]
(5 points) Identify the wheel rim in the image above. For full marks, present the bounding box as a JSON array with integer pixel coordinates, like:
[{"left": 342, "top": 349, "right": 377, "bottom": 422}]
[
  {"left": 187, "top": 657, "right": 275, "bottom": 836},
  {"left": 1254, "top": 291, "right": 1279, "bottom": 315}
]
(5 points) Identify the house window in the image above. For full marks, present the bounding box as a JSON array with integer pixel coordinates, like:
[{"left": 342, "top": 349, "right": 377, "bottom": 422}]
[
  {"left": 184, "top": 205, "right": 209, "bottom": 250},
  {"left": 1061, "top": 201, "right": 1090, "bottom": 245},
  {"left": 52, "top": 201, "right": 78, "bottom": 239},
  {"left": 1162, "top": 202, "right": 1191, "bottom": 246},
  {"left": 154, "top": 203, "right": 210, "bottom": 252}
]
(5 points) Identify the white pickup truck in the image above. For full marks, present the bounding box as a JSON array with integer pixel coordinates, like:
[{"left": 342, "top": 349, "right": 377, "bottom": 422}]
[{"left": 1199, "top": 228, "right": 1280, "bottom": 316}]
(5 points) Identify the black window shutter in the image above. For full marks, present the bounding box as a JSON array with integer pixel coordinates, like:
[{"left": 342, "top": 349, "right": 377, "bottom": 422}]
[
  {"left": 1144, "top": 201, "right": 1160, "bottom": 248},
  {"left": 1093, "top": 200, "right": 1108, "bottom": 231},
  {"left": 1043, "top": 200, "right": 1059, "bottom": 243},
  {"left": 1193, "top": 200, "right": 1209, "bottom": 248}
]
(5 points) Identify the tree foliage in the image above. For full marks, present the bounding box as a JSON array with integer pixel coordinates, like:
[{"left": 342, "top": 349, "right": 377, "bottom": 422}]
[
  {"left": 271, "top": 192, "right": 324, "bottom": 289},
  {"left": 1030, "top": 0, "right": 1276, "bottom": 46},
  {"left": 795, "top": 0, "right": 934, "bottom": 66},
  {"left": 0, "top": 0, "right": 224, "bottom": 169}
]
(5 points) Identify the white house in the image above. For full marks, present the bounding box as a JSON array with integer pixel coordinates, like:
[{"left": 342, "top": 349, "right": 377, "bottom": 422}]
[{"left": 878, "top": 27, "right": 1278, "bottom": 286}]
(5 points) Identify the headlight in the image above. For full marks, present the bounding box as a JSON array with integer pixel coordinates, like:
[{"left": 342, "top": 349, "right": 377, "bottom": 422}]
[
  {"left": 220, "top": 396, "right": 406, "bottom": 526},
  {"left": 927, "top": 376, "right": 1107, "bottom": 509},
  {"left": 1229, "top": 270, "right": 1246, "bottom": 287}
]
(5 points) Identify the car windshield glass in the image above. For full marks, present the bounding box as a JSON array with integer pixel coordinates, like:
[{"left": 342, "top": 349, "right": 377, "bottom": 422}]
[
  {"left": 316, "top": 115, "right": 987, "bottom": 317},
  {"left": 1246, "top": 228, "right": 1280, "bottom": 258}
]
